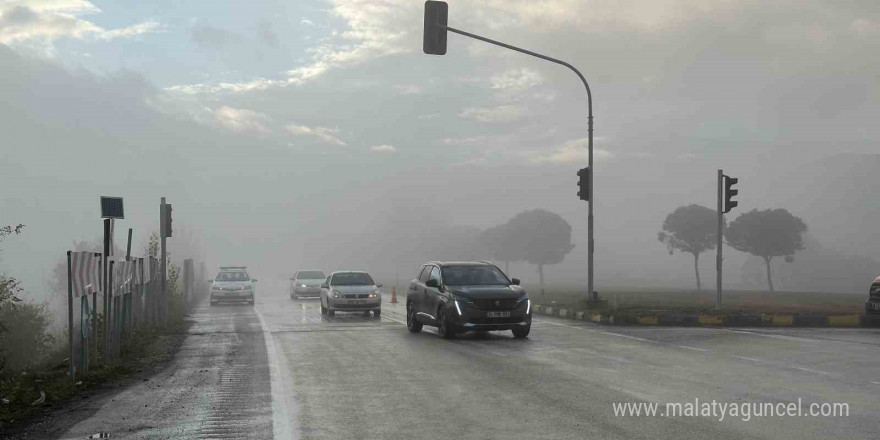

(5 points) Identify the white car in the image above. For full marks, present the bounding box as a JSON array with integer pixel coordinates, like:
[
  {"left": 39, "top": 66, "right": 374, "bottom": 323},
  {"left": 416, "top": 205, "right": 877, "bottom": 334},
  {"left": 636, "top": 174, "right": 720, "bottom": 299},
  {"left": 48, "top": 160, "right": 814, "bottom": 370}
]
[
  {"left": 290, "top": 270, "right": 326, "bottom": 299},
  {"left": 320, "top": 271, "right": 382, "bottom": 318},
  {"left": 209, "top": 266, "right": 257, "bottom": 306}
]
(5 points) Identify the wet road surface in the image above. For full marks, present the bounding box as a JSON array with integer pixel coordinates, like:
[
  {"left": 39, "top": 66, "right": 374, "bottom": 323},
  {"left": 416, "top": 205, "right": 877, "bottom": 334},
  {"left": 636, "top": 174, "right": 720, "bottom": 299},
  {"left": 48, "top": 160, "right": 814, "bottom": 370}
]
[{"left": 55, "top": 280, "right": 880, "bottom": 439}]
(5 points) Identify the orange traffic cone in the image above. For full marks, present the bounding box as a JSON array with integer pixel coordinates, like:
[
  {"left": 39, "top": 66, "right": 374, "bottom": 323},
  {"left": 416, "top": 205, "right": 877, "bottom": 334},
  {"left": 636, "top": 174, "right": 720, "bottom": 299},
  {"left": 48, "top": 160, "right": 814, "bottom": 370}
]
[{"left": 390, "top": 286, "right": 398, "bottom": 304}]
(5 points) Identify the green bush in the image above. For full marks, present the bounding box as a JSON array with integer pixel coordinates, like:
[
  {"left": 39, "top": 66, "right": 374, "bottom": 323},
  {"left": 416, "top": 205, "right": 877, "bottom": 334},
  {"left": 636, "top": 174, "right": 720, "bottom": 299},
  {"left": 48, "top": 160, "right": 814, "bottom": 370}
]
[{"left": 0, "top": 302, "right": 55, "bottom": 376}]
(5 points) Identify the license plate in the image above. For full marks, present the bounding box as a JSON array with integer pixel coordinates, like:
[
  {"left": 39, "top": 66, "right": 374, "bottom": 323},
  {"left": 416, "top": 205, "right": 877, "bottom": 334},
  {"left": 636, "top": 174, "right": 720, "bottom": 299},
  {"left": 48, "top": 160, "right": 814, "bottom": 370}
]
[
  {"left": 870, "top": 302, "right": 880, "bottom": 310},
  {"left": 487, "top": 311, "right": 510, "bottom": 318},
  {"left": 351, "top": 300, "right": 365, "bottom": 304}
]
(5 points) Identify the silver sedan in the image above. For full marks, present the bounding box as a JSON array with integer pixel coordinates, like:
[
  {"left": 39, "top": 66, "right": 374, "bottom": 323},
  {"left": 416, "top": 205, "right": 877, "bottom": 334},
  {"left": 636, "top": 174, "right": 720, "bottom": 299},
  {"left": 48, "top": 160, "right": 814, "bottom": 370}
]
[{"left": 320, "top": 271, "right": 382, "bottom": 318}]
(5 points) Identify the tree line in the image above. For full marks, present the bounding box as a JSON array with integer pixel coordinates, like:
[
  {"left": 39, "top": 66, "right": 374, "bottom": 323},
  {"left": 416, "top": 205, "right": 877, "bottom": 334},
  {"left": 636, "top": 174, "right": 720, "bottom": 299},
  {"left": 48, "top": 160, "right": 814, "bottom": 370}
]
[{"left": 659, "top": 205, "right": 808, "bottom": 292}]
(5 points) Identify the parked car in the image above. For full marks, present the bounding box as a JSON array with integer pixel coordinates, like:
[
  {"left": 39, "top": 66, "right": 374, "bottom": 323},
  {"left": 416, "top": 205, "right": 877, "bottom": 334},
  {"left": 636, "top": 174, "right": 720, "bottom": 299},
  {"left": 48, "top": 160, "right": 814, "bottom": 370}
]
[
  {"left": 866, "top": 275, "right": 880, "bottom": 326},
  {"left": 320, "top": 271, "right": 382, "bottom": 318},
  {"left": 405, "top": 261, "right": 531, "bottom": 339},
  {"left": 209, "top": 266, "right": 257, "bottom": 306},
  {"left": 290, "top": 270, "right": 326, "bottom": 299}
]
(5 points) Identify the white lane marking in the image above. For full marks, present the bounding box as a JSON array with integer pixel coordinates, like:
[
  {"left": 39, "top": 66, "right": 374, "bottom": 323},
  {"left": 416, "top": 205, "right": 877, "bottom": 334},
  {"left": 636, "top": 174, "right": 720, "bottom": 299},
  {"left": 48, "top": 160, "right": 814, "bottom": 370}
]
[
  {"left": 725, "top": 328, "right": 819, "bottom": 343},
  {"left": 733, "top": 355, "right": 763, "bottom": 363},
  {"left": 254, "top": 305, "right": 296, "bottom": 440},
  {"left": 600, "top": 331, "right": 659, "bottom": 343},
  {"left": 677, "top": 345, "right": 708, "bottom": 352},
  {"left": 790, "top": 365, "right": 832, "bottom": 375},
  {"left": 871, "top": 381, "right": 880, "bottom": 385}
]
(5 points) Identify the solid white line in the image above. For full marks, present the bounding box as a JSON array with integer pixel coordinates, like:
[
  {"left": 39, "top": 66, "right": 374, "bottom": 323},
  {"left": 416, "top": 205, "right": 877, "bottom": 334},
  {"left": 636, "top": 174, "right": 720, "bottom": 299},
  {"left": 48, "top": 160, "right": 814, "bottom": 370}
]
[
  {"left": 254, "top": 305, "right": 295, "bottom": 440},
  {"left": 677, "top": 345, "right": 708, "bottom": 352},
  {"left": 870, "top": 381, "right": 880, "bottom": 385},
  {"left": 600, "top": 331, "right": 659, "bottom": 343},
  {"left": 791, "top": 365, "right": 832, "bottom": 375},
  {"left": 733, "top": 355, "right": 763, "bottom": 363}
]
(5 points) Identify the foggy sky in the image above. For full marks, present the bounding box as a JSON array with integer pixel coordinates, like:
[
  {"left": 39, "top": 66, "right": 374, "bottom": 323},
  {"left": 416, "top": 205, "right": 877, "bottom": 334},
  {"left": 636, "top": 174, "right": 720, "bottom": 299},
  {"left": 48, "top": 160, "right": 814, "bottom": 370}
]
[{"left": 2, "top": 0, "right": 879, "bottom": 302}]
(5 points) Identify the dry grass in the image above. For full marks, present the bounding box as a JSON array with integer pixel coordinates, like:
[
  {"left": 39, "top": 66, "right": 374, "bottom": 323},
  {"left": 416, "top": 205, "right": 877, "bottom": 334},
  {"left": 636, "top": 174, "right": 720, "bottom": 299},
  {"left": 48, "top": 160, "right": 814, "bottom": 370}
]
[{"left": 528, "top": 285, "right": 865, "bottom": 314}]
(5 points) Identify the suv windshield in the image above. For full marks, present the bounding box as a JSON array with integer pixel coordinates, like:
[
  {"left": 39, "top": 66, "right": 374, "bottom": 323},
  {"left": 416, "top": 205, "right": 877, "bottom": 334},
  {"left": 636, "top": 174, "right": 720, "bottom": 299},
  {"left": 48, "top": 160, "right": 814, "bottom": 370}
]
[
  {"left": 298, "top": 271, "right": 326, "bottom": 279},
  {"left": 442, "top": 266, "right": 510, "bottom": 286},
  {"left": 216, "top": 271, "right": 249, "bottom": 282},
  {"left": 331, "top": 272, "right": 374, "bottom": 286}
]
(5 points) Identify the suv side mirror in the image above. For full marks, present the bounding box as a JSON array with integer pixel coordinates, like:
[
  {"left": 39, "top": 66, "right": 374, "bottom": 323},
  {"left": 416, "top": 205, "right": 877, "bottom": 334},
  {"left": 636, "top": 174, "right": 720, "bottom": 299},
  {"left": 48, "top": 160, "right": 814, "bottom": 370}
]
[
  {"left": 376, "top": 283, "right": 383, "bottom": 288},
  {"left": 425, "top": 279, "right": 439, "bottom": 288},
  {"left": 207, "top": 279, "right": 213, "bottom": 283},
  {"left": 511, "top": 278, "right": 521, "bottom": 286},
  {"left": 321, "top": 283, "right": 329, "bottom": 289},
  {"left": 251, "top": 279, "right": 258, "bottom": 282}
]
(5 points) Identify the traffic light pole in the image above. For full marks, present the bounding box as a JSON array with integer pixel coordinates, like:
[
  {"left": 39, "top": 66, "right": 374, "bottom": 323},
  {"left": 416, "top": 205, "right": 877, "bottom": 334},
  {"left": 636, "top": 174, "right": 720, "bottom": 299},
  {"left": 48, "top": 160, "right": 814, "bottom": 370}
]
[
  {"left": 716, "top": 170, "right": 723, "bottom": 310},
  {"left": 444, "top": 25, "right": 597, "bottom": 301},
  {"left": 160, "top": 197, "right": 167, "bottom": 326}
]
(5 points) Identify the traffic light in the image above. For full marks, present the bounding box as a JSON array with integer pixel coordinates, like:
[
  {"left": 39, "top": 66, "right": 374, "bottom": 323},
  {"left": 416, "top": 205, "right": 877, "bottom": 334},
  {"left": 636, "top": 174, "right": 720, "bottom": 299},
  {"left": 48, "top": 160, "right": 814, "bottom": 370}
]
[
  {"left": 423, "top": 1, "right": 448, "bottom": 55},
  {"left": 162, "top": 204, "right": 173, "bottom": 238},
  {"left": 577, "top": 167, "right": 590, "bottom": 201},
  {"left": 723, "top": 175, "right": 738, "bottom": 213}
]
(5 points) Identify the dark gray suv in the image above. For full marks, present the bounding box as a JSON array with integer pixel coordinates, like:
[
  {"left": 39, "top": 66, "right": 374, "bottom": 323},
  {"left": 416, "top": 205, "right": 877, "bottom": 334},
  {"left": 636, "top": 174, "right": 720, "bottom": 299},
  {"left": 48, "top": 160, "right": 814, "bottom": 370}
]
[{"left": 405, "top": 261, "right": 531, "bottom": 339}]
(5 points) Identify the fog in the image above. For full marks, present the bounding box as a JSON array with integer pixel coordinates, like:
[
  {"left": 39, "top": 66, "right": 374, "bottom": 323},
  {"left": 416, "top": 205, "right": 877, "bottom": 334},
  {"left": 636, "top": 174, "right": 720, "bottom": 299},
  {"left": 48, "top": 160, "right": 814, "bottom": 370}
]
[{"left": 2, "top": 0, "right": 879, "bottom": 319}]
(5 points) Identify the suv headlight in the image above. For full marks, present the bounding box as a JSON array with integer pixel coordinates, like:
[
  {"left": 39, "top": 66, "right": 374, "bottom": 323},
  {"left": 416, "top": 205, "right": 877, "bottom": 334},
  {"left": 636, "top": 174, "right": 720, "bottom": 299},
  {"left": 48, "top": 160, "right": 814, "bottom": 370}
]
[
  {"left": 331, "top": 290, "right": 344, "bottom": 298},
  {"left": 369, "top": 289, "right": 380, "bottom": 299},
  {"left": 212, "top": 285, "right": 222, "bottom": 291},
  {"left": 300, "top": 284, "right": 308, "bottom": 288}
]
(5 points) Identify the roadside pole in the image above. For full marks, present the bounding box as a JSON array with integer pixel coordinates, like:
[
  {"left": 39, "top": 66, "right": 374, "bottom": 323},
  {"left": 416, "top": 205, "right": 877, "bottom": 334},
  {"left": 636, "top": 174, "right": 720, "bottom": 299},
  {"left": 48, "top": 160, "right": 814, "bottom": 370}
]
[
  {"left": 102, "top": 218, "right": 111, "bottom": 363},
  {"left": 92, "top": 253, "right": 100, "bottom": 366},
  {"left": 160, "top": 197, "right": 167, "bottom": 326},
  {"left": 716, "top": 170, "right": 723, "bottom": 310},
  {"left": 66, "top": 251, "right": 75, "bottom": 380}
]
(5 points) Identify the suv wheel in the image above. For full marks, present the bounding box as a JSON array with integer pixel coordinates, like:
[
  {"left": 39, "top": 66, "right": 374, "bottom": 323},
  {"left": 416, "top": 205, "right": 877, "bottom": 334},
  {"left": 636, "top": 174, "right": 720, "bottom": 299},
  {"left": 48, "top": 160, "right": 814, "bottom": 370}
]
[
  {"left": 512, "top": 325, "right": 531, "bottom": 339},
  {"left": 327, "top": 309, "right": 335, "bottom": 317},
  {"left": 406, "top": 303, "right": 422, "bottom": 333},
  {"left": 373, "top": 309, "right": 381, "bottom": 318},
  {"left": 321, "top": 304, "right": 327, "bottom": 315},
  {"left": 437, "top": 308, "right": 454, "bottom": 339}
]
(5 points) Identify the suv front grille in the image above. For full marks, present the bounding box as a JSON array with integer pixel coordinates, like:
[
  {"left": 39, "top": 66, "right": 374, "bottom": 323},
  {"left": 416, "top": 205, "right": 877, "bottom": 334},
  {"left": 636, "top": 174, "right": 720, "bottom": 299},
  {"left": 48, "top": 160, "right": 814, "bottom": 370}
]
[
  {"left": 871, "top": 284, "right": 880, "bottom": 298},
  {"left": 470, "top": 298, "right": 519, "bottom": 310}
]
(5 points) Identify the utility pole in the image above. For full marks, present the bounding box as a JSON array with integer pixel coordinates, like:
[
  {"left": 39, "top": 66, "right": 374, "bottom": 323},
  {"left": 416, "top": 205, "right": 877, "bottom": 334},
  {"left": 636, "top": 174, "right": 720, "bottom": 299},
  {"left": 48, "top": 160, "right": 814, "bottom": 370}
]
[
  {"left": 423, "top": 1, "right": 597, "bottom": 300},
  {"left": 102, "top": 218, "right": 111, "bottom": 361},
  {"left": 160, "top": 197, "right": 167, "bottom": 325},
  {"left": 716, "top": 170, "right": 723, "bottom": 310}
]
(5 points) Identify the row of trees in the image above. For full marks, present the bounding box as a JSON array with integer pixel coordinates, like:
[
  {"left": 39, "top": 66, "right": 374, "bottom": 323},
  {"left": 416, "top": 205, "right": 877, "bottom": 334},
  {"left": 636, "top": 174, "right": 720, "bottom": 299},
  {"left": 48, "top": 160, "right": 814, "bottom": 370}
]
[{"left": 658, "top": 205, "right": 807, "bottom": 292}]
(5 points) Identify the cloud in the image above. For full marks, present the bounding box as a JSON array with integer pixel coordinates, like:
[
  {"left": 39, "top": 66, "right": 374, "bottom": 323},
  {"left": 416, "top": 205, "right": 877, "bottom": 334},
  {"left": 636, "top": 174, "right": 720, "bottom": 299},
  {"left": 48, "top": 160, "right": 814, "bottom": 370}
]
[
  {"left": 191, "top": 25, "right": 241, "bottom": 50},
  {"left": 394, "top": 84, "right": 422, "bottom": 95},
  {"left": 370, "top": 144, "right": 396, "bottom": 153},
  {"left": 0, "top": 1, "right": 160, "bottom": 47},
  {"left": 490, "top": 68, "right": 543, "bottom": 94},
  {"left": 527, "top": 137, "right": 614, "bottom": 164},
  {"left": 459, "top": 105, "right": 526, "bottom": 123},
  {"left": 211, "top": 106, "right": 271, "bottom": 135},
  {"left": 285, "top": 123, "right": 346, "bottom": 146}
]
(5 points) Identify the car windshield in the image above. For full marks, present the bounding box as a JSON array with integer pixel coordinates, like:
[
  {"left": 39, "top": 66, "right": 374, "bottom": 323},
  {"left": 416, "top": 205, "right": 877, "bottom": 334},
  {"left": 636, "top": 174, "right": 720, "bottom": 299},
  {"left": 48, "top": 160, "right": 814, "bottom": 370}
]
[
  {"left": 442, "top": 266, "right": 510, "bottom": 286},
  {"left": 216, "top": 271, "right": 249, "bottom": 282},
  {"left": 331, "top": 272, "right": 374, "bottom": 286},
  {"left": 298, "top": 271, "right": 325, "bottom": 279}
]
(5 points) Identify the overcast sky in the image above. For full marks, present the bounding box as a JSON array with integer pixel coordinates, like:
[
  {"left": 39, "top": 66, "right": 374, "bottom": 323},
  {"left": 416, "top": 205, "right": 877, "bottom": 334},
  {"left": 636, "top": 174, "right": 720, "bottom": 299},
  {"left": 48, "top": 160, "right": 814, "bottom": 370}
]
[{"left": 2, "top": 0, "right": 878, "bottom": 300}]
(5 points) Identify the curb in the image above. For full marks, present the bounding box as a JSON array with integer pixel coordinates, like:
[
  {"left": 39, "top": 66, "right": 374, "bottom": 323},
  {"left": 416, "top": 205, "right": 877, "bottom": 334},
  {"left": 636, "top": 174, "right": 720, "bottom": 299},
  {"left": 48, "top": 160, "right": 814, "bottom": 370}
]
[{"left": 532, "top": 305, "right": 865, "bottom": 328}]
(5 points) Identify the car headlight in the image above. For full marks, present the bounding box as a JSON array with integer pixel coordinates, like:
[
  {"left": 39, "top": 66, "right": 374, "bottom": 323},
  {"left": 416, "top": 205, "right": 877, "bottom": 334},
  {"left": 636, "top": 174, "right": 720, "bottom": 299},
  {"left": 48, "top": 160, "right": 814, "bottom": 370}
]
[
  {"left": 369, "top": 289, "right": 380, "bottom": 299},
  {"left": 331, "top": 290, "right": 343, "bottom": 298},
  {"left": 212, "top": 286, "right": 222, "bottom": 291},
  {"left": 449, "top": 293, "right": 473, "bottom": 304},
  {"left": 300, "top": 284, "right": 307, "bottom": 288}
]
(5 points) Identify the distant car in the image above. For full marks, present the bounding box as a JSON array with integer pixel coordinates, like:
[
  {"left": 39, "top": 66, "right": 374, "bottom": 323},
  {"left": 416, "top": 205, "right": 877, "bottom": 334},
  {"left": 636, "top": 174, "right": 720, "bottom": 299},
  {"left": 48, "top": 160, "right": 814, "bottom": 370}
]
[
  {"left": 405, "top": 261, "right": 531, "bottom": 339},
  {"left": 209, "top": 266, "right": 257, "bottom": 306},
  {"left": 866, "top": 276, "right": 880, "bottom": 326},
  {"left": 320, "top": 271, "right": 382, "bottom": 318},
  {"left": 290, "top": 270, "right": 326, "bottom": 299}
]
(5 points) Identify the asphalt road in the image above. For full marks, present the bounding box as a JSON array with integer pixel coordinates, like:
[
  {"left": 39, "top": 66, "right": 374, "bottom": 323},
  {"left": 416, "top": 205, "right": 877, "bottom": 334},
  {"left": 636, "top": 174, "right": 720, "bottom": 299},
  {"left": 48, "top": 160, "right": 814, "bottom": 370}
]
[{"left": 54, "top": 280, "right": 879, "bottom": 440}]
